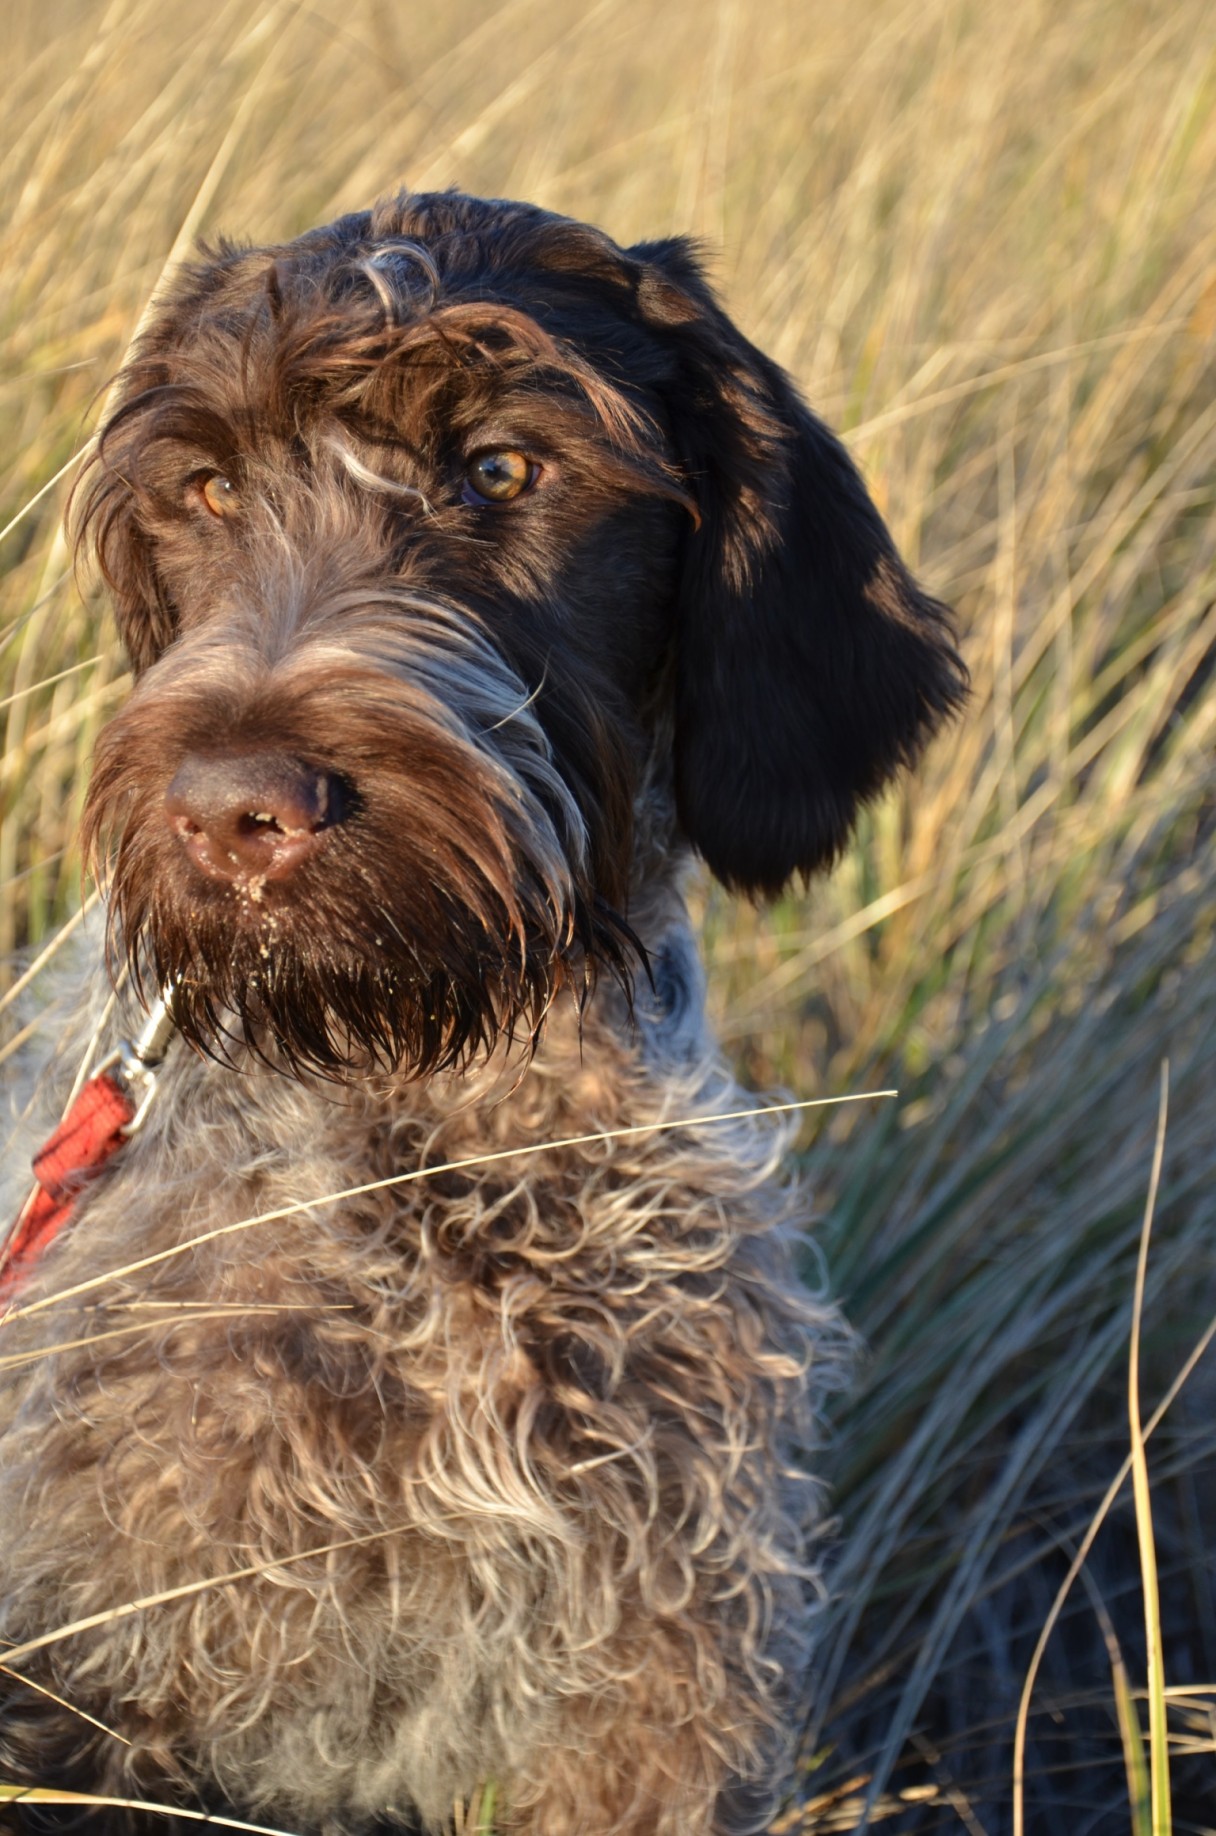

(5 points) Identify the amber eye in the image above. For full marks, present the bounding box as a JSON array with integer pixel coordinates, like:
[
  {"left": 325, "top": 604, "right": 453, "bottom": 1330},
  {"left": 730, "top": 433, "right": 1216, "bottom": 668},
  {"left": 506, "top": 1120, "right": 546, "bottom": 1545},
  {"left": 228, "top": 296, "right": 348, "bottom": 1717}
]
[
  {"left": 199, "top": 473, "right": 240, "bottom": 518},
  {"left": 463, "top": 450, "right": 536, "bottom": 505}
]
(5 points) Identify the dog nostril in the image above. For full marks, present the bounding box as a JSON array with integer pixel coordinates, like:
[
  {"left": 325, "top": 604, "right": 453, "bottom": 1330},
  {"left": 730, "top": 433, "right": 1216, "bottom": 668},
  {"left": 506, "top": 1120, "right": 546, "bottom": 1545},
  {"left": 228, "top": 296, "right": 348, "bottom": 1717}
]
[{"left": 165, "top": 754, "right": 348, "bottom": 886}]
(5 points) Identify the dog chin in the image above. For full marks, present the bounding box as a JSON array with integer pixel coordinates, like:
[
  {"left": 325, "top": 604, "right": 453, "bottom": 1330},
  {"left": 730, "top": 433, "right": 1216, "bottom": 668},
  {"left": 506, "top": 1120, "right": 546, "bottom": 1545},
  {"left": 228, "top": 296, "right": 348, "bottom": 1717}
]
[{"left": 128, "top": 924, "right": 568, "bottom": 1081}]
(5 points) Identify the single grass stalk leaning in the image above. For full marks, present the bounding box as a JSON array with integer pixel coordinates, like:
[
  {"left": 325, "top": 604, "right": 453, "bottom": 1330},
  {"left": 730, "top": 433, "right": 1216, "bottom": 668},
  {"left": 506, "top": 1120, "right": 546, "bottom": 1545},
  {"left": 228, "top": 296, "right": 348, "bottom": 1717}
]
[
  {"left": 1128, "top": 1062, "right": 1172, "bottom": 1836},
  {"left": 454, "top": 1781, "right": 499, "bottom": 1835},
  {"left": 1112, "top": 1646, "right": 1152, "bottom": 1836},
  {"left": 0, "top": 889, "right": 99, "bottom": 1017},
  {"left": 1012, "top": 1063, "right": 1184, "bottom": 1836},
  {"left": 0, "top": 1662, "right": 130, "bottom": 1749},
  {"left": 1009, "top": 1302, "right": 1216, "bottom": 1833},
  {"left": 1, "top": 1091, "right": 897, "bottom": 1327},
  {"left": 1066, "top": 1528, "right": 1152, "bottom": 1834},
  {"left": 0, "top": 1525, "right": 414, "bottom": 1673},
  {"left": 0, "top": 1784, "right": 300, "bottom": 1836}
]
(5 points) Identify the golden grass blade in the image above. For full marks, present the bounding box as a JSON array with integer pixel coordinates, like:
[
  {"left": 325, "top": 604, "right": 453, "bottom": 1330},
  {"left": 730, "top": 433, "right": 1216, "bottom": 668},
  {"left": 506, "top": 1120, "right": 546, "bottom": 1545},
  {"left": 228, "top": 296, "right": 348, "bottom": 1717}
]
[
  {"left": 0, "top": 1305, "right": 353, "bottom": 1375},
  {"left": 0, "top": 1524, "right": 413, "bottom": 1671},
  {"left": 119, "top": 14, "right": 292, "bottom": 354},
  {"left": 12, "top": 8, "right": 299, "bottom": 630},
  {"left": 0, "top": 1661, "right": 131, "bottom": 1748},
  {"left": 0, "top": 653, "right": 104, "bottom": 715},
  {"left": 848, "top": 319, "right": 1190, "bottom": 446},
  {"left": 1128, "top": 1062, "right": 1172, "bottom": 1834},
  {"left": 53, "top": 980, "right": 122, "bottom": 1112},
  {"left": 1066, "top": 1531, "right": 1152, "bottom": 1834},
  {"left": 1012, "top": 1067, "right": 1194, "bottom": 1836},
  {"left": 1, "top": 1090, "right": 897, "bottom": 1325},
  {"left": 0, "top": 889, "right": 99, "bottom": 1015},
  {"left": 1112, "top": 1646, "right": 1152, "bottom": 1836},
  {"left": 908, "top": 1733, "right": 989, "bottom": 1836},
  {"left": 0, "top": 448, "right": 88, "bottom": 549},
  {"left": 0, "top": 1783, "right": 300, "bottom": 1835}
]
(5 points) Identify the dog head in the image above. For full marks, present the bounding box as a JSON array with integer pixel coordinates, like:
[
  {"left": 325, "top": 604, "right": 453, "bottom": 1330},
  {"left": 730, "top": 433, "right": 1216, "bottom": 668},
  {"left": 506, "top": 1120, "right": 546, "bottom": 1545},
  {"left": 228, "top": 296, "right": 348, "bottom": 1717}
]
[{"left": 77, "top": 190, "right": 966, "bottom": 1078}]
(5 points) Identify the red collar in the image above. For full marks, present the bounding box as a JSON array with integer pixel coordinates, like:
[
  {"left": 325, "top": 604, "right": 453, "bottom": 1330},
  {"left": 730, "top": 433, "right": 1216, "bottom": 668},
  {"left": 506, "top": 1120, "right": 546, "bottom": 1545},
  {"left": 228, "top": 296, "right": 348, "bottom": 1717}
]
[{"left": 0, "top": 995, "right": 176, "bottom": 1307}]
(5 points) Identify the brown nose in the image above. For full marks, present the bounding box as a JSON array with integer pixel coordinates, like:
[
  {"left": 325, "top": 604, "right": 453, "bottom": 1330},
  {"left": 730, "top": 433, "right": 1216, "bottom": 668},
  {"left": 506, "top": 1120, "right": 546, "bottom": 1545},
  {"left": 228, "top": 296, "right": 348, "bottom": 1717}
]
[{"left": 165, "top": 753, "right": 347, "bottom": 885}]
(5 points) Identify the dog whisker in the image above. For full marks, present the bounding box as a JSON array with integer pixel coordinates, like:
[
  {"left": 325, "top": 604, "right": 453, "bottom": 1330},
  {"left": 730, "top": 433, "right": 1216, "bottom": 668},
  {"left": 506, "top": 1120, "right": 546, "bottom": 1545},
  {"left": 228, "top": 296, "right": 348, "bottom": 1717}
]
[{"left": 484, "top": 663, "right": 548, "bottom": 735}]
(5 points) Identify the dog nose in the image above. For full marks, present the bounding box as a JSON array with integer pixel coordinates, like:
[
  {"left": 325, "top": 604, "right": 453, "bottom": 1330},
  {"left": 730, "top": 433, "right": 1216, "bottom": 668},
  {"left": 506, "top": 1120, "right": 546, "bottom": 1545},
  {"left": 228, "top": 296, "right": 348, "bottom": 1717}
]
[{"left": 165, "top": 753, "right": 346, "bottom": 884}]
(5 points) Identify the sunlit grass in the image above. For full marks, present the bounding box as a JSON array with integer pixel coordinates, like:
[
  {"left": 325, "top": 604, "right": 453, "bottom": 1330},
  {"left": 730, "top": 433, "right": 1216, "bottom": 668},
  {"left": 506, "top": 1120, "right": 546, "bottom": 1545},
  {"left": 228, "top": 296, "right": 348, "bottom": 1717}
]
[{"left": 3, "top": 0, "right": 1215, "bottom": 1827}]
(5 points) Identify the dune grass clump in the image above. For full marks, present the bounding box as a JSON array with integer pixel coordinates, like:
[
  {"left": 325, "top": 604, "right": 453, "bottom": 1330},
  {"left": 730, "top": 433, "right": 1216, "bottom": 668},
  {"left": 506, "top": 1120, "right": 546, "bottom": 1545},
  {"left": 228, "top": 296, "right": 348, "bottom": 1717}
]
[{"left": 3, "top": 0, "right": 1215, "bottom": 1827}]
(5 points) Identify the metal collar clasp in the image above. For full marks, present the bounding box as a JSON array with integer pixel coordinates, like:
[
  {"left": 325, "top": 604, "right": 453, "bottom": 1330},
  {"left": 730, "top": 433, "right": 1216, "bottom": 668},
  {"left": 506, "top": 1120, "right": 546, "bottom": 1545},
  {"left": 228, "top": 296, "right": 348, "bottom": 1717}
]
[{"left": 98, "top": 989, "right": 179, "bottom": 1136}]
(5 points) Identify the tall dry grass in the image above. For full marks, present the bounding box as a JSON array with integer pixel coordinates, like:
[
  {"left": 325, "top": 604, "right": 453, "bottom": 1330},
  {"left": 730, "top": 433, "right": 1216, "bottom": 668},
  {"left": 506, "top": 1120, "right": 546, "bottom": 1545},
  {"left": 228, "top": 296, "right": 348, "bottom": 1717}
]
[{"left": 2, "top": 0, "right": 1215, "bottom": 1828}]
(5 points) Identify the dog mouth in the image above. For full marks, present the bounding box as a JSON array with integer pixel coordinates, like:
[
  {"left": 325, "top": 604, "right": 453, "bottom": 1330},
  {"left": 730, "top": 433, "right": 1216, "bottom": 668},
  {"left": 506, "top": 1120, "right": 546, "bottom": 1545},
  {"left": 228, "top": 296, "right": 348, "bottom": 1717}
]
[
  {"left": 112, "top": 863, "right": 598, "bottom": 1082},
  {"left": 150, "top": 917, "right": 580, "bottom": 1082},
  {"left": 87, "top": 739, "right": 634, "bottom": 1082}
]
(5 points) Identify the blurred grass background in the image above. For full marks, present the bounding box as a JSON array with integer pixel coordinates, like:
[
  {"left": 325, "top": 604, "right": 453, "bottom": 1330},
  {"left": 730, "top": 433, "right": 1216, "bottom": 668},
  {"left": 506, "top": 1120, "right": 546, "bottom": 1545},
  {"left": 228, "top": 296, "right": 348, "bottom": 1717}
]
[{"left": 2, "top": 0, "right": 1215, "bottom": 1828}]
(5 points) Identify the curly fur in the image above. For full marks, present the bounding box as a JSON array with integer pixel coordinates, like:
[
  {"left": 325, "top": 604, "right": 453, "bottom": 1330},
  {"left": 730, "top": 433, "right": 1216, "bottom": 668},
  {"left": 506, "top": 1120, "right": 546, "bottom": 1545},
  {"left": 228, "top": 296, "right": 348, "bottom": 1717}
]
[{"left": 0, "top": 188, "right": 965, "bottom": 1835}]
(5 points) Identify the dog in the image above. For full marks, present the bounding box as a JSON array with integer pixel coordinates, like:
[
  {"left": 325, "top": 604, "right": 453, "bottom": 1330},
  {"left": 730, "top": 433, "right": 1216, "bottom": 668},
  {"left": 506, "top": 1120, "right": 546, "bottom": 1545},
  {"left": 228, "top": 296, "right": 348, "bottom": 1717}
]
[{"left": 0, "top": 190, "right": 965, "bottom": 1836}]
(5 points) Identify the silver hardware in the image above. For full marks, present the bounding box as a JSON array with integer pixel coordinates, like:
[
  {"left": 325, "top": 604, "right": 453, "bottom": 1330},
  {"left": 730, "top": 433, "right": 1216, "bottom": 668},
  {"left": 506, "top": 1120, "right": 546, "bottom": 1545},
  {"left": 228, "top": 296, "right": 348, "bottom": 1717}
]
[{"left": 97, "top": 987, "right": 179, "bottom": 1136}]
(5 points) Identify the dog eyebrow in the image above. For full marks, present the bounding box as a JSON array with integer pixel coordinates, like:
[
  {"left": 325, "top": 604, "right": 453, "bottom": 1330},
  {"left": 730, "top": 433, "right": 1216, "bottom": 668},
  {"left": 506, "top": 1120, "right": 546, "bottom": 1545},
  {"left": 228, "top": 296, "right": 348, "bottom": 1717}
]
[{"left": 376, "top": 300, "right": 658, "bottom": 451}]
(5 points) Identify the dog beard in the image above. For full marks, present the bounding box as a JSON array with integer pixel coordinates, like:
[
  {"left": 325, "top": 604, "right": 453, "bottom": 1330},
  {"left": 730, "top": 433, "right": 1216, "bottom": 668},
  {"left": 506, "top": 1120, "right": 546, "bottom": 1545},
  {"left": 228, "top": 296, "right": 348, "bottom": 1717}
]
[{"left": 92, "top": 798, "right": 636, "bottom": 1081}]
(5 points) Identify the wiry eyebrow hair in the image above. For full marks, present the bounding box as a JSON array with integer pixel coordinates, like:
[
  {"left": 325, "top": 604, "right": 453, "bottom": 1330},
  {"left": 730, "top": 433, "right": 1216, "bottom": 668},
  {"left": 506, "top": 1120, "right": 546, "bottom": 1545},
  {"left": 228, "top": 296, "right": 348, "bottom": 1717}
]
[
  {"left": 245, "top": 285, "right": 661, "bottom": 457},
  {"left": 320, "top": 430, "right": 433, "bottom": 514}
]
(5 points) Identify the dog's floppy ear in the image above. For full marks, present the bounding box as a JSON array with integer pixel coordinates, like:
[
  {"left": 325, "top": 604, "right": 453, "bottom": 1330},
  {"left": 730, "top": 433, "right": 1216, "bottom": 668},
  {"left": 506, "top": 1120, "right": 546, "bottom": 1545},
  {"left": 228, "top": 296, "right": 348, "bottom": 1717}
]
[{"left": 630, "top": 237, "right": 967, "bottom": 897}]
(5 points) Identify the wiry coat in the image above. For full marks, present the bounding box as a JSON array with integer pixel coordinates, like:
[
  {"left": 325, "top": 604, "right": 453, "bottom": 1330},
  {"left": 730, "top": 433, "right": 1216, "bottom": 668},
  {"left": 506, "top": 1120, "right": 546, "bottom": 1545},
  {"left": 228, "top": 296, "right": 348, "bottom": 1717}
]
[
  {"left": 2, "top": 952, "right": 832, "bottom": 1835},
  {"left": 0, "top": 190, "right": 965, "bottom": 1836}
]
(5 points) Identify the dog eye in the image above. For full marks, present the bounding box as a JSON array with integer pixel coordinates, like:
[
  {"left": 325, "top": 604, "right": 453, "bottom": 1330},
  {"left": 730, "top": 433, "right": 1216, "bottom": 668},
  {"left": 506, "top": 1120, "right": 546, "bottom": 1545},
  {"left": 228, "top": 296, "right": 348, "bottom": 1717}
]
[
  {"left": 462, "top": 450, "right": 537, "bottom": 505},
  {"left": 198, "top": 474, "right": 240, "bottom": 519}
]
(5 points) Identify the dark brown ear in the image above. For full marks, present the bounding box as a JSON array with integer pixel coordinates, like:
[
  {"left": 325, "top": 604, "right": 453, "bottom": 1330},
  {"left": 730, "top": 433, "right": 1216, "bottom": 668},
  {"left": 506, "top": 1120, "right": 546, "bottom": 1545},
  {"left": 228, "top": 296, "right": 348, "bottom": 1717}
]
[{"left": 631, "top": 237, "right": 968, "bottom": 897}]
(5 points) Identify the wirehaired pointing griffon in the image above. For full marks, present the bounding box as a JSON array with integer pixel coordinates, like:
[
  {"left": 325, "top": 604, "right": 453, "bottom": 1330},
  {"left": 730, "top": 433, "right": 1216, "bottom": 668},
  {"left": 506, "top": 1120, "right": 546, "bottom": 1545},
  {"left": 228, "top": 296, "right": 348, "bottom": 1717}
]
[{"left": 0, "top": 192, "right": 964, "bottom": 1835}]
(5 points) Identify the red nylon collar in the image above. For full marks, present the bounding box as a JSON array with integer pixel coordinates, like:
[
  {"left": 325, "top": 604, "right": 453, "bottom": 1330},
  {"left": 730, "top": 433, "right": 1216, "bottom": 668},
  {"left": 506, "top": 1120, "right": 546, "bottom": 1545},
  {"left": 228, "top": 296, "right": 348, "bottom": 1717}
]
[
  {"left": 0, "top": 995, "right": 177, "bottom": 1307},
  {"left": 0, "top": 1071, "right": 137, "bottom": 1305}
]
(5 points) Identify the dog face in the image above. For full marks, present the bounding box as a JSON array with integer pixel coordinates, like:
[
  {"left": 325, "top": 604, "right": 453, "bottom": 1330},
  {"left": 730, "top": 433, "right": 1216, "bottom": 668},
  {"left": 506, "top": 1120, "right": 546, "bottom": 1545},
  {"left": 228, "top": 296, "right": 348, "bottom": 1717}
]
[{"left": 77, "top": 191, "right": 965, "bottom": 1078}]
